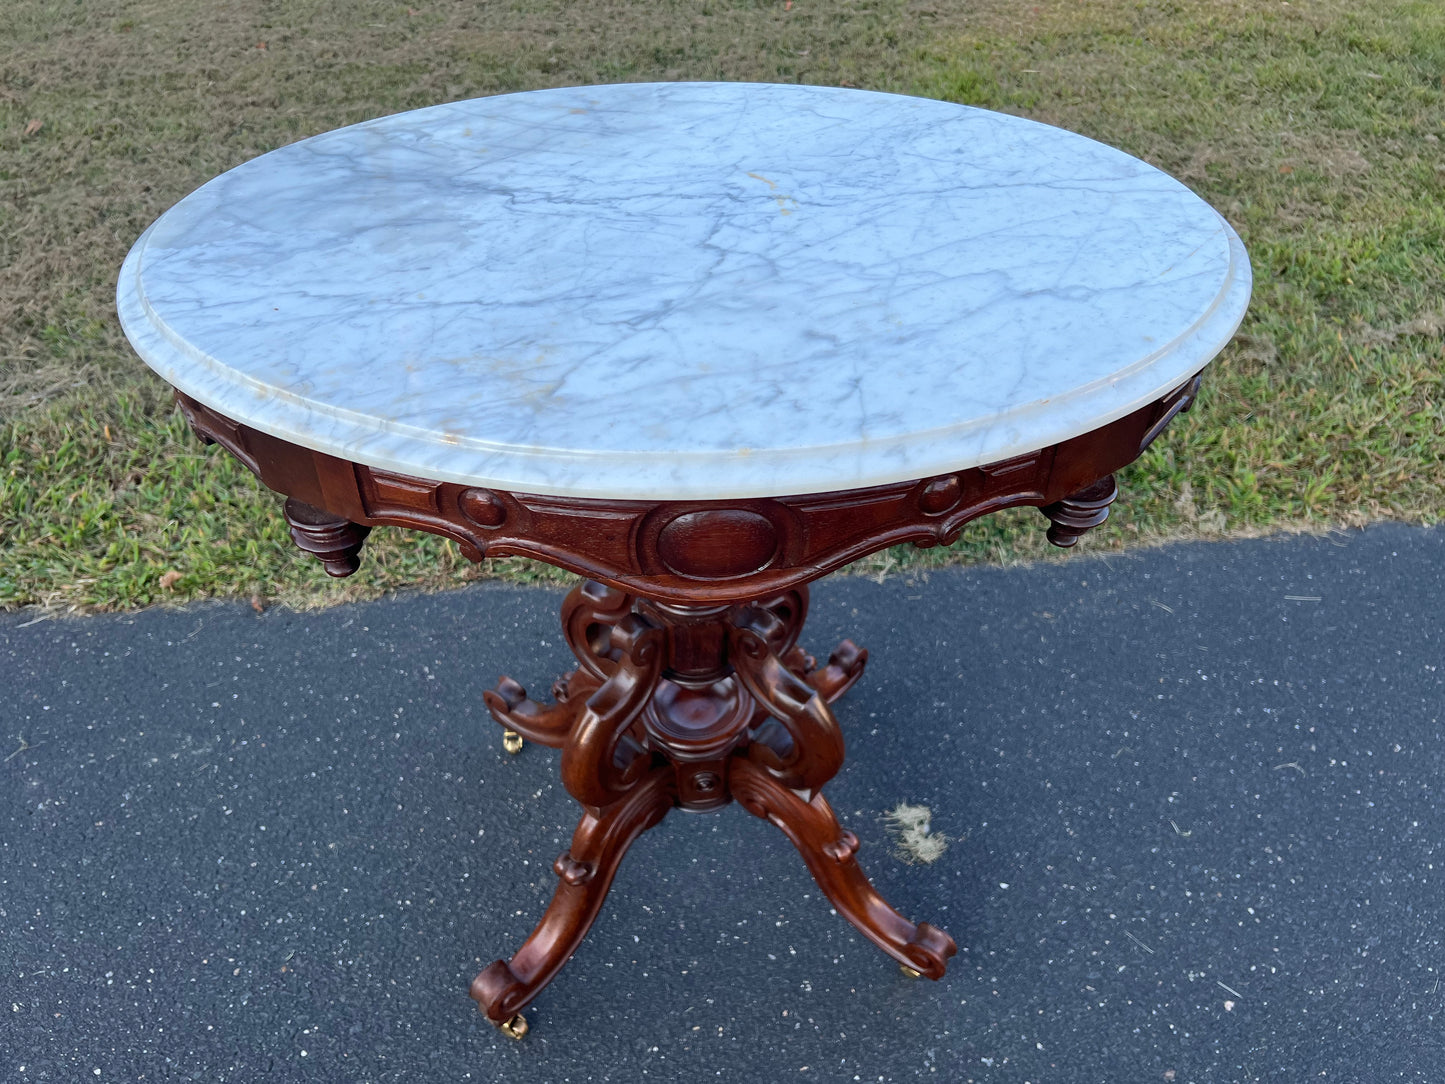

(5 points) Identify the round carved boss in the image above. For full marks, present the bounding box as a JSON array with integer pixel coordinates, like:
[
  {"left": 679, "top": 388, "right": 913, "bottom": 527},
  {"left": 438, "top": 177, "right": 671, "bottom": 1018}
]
[
  {"left": 918, "top": 474, "right": 963, "bottom": 516},
  {"left": 651, "top": 507, "right": 782, "bottom": 581},
  {"left": 458, "top": 487, "right": 507, "bottom": 529}
]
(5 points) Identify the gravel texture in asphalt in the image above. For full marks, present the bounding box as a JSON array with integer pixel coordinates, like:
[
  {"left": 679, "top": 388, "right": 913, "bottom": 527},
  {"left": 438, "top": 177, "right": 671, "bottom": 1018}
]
[{"left": 2, "top": 524, "right": 1443, "bottom": 1083}]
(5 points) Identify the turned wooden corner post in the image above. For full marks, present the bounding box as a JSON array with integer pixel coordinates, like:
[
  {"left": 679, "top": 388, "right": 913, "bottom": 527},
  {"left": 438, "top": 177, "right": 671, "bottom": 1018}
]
[
  {"left": 1040, "top": 474, "right": 1118, "bottom": 548},
  {"left": 282, "top": 497, "right": 371, "bottom": 577}
]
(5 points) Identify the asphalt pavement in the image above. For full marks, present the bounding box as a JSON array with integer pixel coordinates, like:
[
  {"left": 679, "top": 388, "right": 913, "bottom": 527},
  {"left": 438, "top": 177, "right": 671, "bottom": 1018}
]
[{"left": 3, "top": 523, "right": 1443, "bottom": 1083}]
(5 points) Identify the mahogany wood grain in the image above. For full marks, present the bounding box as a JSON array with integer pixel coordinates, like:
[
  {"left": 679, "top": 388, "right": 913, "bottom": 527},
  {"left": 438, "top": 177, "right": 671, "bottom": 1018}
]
[
  {"left": 172, "top": 372, "right": 1203, "bottom": 1030},
  {"left": 175, "top": 372, "right": 1201, "bottom": 607}
]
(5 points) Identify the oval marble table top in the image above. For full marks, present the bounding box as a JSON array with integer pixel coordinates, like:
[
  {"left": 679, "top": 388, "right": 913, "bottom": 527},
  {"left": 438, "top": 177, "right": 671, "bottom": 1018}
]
[{"left": 118, "top": 82, "right": 1251, "bottom": 500}]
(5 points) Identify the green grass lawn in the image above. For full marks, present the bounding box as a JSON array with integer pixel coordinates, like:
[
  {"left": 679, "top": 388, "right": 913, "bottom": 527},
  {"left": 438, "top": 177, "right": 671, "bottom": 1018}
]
[{"left": 2, "top": 0, "right": 1442, "bottom": 611}]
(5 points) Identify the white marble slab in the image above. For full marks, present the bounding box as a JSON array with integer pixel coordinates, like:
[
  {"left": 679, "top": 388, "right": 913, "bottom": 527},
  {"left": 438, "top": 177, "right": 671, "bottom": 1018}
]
[{"left": 117, "top": 82, "right": 1251, "bottom": 499}]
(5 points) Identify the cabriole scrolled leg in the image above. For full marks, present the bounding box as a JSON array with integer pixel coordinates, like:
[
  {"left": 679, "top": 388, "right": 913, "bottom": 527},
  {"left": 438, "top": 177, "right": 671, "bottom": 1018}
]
[
  {"left": 730, "top": 758, "right": 957, "bottom": 979},
  {"left": 483, "top": 673, "right": 598, "bottom": 749},
  {"left": 803, "top": 639, "right": 868, "bottom": 703},
  {"left": 470, "top": 768, "right": 675, "bottom": 1026},
  {"left": 481, "top": 578, "right": 625, "bottom": 751}
]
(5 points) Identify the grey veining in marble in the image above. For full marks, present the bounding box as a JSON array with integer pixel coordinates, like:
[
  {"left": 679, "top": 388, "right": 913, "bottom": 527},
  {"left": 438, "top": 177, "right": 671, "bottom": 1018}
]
[{"left": 117, "top": 82, "right": 1251, "bottom": 499}]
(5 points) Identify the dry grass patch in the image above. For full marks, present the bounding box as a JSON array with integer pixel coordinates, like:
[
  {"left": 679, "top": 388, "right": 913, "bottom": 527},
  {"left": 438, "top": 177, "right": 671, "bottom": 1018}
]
[{"left": 884, "top": 802, "right": 950, "bottom": 865}]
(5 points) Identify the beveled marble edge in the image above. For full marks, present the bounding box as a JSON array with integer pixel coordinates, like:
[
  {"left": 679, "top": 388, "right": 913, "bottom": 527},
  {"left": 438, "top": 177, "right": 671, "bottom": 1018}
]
[{"left": 118, "top": 214, "right": 1250, "bottom": 500}]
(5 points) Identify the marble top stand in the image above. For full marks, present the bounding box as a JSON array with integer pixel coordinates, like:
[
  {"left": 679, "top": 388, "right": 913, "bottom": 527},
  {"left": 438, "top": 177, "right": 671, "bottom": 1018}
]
[{"left": 119, "top": 82, "right": 1249, "bottom": 1037}]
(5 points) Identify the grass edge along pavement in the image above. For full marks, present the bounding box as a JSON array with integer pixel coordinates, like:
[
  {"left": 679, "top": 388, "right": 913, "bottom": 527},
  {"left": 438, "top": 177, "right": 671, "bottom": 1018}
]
[{"left": 2, "top": 0, "right": 1442, "bottom": 612}]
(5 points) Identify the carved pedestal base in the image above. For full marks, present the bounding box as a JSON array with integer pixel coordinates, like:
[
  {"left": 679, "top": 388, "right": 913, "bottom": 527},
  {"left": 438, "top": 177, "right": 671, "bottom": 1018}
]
[{"left": 470, "top": 579, "right": 957, "bottom": 1029}]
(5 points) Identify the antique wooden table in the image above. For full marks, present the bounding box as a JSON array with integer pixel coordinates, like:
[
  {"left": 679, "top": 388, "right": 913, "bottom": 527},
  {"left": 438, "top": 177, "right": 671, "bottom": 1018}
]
[{"left": 117, "top": 82, "right": 1251, "bottom": 1038}]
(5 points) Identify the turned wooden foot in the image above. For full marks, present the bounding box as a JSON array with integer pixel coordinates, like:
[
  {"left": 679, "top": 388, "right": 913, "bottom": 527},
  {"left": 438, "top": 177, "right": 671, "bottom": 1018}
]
[
  {"left": 282, "top": 497, "right": 371, "bottom": 576},
  {"left": 1040, "top": 474, "right": 1118, "bottom": 548}
]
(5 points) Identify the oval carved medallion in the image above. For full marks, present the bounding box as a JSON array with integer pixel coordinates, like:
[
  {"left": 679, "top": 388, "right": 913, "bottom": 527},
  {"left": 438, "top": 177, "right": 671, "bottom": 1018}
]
[{"left": 656, "top": 509, "right": 779, "bottom": 580}]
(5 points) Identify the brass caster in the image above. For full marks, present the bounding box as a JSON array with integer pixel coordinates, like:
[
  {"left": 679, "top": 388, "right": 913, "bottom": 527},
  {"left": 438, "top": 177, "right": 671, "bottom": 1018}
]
[
  {"left": 495, "top": 1012, "right": 528, "bottom": 1040},
  {"left": 899, "top": 964, "right": 922, "bottom": 979},
  {"left": 502, "top": 729, "right": 524, "bottom": 755}
]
